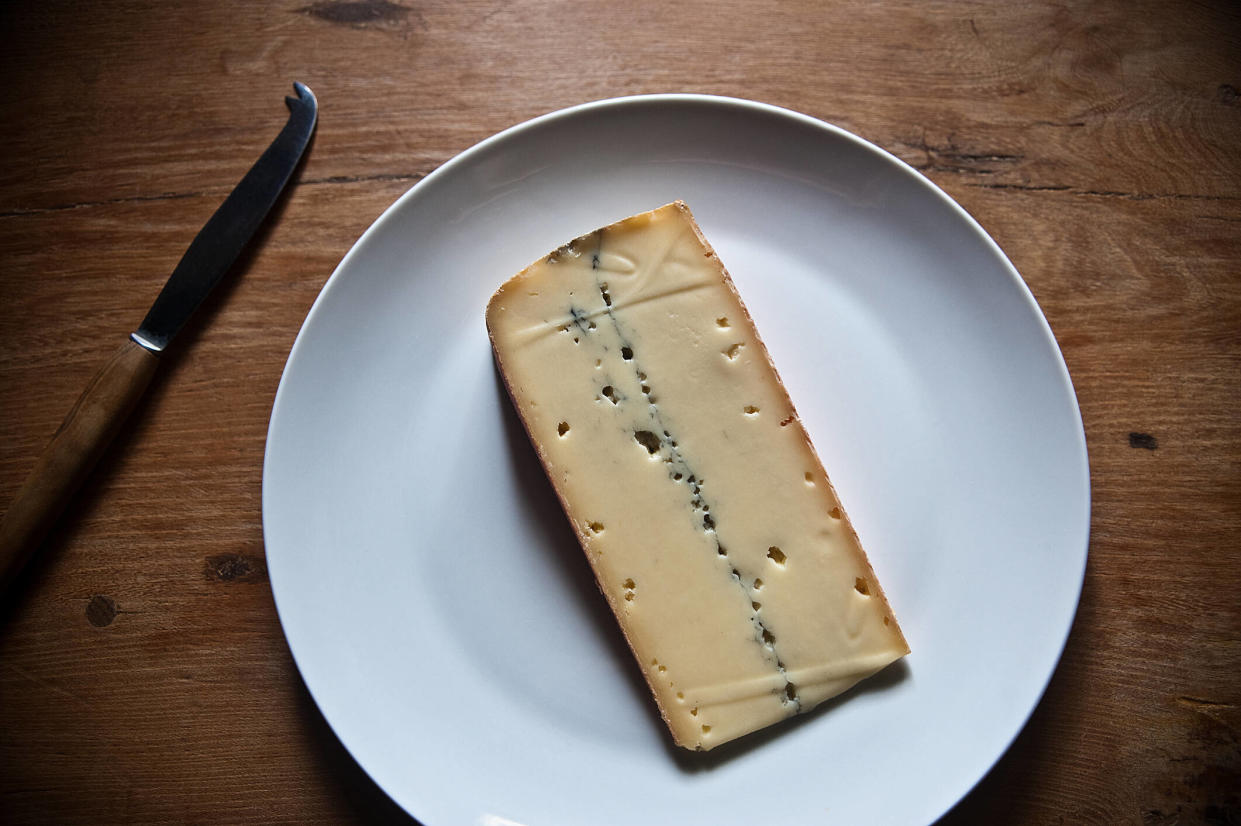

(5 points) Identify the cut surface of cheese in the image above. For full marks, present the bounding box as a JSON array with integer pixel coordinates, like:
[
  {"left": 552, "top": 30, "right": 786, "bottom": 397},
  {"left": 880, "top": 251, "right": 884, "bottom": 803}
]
[{"left": 485, "top": 201, "right": 909, "bottom": 751}]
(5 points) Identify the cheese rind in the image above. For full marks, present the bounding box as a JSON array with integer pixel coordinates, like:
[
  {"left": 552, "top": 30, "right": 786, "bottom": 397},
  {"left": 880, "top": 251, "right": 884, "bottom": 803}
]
[{"left": 486, "top": 202, "right": 909, "bottom": 750}]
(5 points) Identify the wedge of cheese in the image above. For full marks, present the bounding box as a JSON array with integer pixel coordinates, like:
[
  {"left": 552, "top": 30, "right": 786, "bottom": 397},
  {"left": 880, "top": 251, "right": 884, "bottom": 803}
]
[{"left": 486, "top": 202, "right": 909, "bottom": 750}]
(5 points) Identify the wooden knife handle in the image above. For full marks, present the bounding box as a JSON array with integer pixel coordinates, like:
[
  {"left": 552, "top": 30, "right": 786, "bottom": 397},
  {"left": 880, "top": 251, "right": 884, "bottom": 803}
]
[{"left": 0, "top": 338, "right": 159, "bottom": 592}]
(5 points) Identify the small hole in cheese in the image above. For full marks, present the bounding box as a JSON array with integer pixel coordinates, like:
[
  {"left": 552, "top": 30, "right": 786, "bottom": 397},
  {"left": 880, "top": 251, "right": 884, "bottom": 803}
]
[
  {"left": 621, "top": 345, "right": 633, "bottom": 360},
  {"left": 855, "top": 577, "right": 870, "bottom": 596},
  {"left": 602, "top": 386, "right": 618, "bottom": 404},
  {"left": 676, "top": 692, "right": 685, "bottom": 701},
  {"left": 725, "top": 343, "right": 744, "bottom": 360},
  {"left": 634, "top": 430, "right": 661, "bottom": 455},
  {"left": 753, "top": 578, "right": 763, "bottom": 590},
  {"left": 690, "top": 707, "right": 699, "bottom": 717},
  {"left": 762, "top": 629, "right": 776, "bottom": 646},
  {"left": 884, "top": 616, "right": 891, "bottom": 626},
  {"left": 744, "top": 405, "right": 759, "bottom": 415},
  {"left": 703, "top": 514, "right": 715, "bottom": 531},
  {"left": 752, "top": 601, "right": 761, "bottom": 611},
  {"left": 785, "top": 683, "right": 799, "bottom": 703},
  {"left": 624, "top": 592, "right": 634, "bottom": 601},
  {"left": 716, "top": 317, "right": 729, "bottom": 328},
  {"left": 829, "top": 507, "right": 842, "bottom": 519},
  {"left": 623, "top": 578, "right": 635, "bottom": 590},
  {"left": 658, "top": 665, "right": 667, "bottom": 673},
  {"left": 701, "top": 725, "right": 711, "bottom": 734},
  {"left": 804, "top": 472, "right": 815, "bottom": 486},
  {"left": 557, "top": 422, "right": 570, "bottom": 437},
  {"left": 767, "top": 547, "right": 786, "bottom": 565},
  {"left": 588, "top": 522, "right": 605, "bottom": 534}
]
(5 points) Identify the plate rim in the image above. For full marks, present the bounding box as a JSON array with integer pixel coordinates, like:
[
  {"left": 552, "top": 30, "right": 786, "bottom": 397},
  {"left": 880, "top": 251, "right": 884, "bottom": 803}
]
[{"left": 263, "top": 93, "right": 1091, "bottom": 825}]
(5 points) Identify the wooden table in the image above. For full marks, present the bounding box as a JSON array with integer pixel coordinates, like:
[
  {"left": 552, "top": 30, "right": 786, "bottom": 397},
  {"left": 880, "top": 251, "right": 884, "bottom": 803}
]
[{"left": 2, "top": 1, "right": 1238, "bottom": 822}]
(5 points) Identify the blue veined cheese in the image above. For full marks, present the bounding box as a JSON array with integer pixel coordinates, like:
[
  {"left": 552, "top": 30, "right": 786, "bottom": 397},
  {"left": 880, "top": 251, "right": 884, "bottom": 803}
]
[{"left": 486, "top": 201, "right": 909, "bottom": 750}]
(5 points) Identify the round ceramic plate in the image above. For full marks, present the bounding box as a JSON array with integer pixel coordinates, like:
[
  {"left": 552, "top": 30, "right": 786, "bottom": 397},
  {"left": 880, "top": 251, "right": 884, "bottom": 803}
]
[{"left": 263, "top": 95, "right": 1090, "bottom": 826}]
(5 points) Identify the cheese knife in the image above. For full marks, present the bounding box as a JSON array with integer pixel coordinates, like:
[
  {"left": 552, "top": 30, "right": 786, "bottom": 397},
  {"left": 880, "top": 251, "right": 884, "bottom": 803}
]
[{"left": 0, "top": 82, "right": 318, "bottom": 593}]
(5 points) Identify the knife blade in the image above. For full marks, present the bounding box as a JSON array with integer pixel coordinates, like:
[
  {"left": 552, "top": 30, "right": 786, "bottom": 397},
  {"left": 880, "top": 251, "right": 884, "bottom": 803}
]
[
  {"left": 133, "top": 82, "right": 318, "bottom": 352},
  {"left": 0, "top": 82, "right": 318, "bottom": 593}
]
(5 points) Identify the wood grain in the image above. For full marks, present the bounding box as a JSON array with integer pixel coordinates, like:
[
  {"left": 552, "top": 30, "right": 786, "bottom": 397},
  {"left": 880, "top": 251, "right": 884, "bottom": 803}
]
[{"left": 1, "top": 0, "right": 1239, "bottom": 823}]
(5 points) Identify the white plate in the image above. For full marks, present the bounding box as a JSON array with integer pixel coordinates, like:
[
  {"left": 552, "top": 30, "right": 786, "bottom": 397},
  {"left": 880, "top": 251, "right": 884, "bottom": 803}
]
[{"left": 263, "top": 95, "right": 1090, "bottom": 826}]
